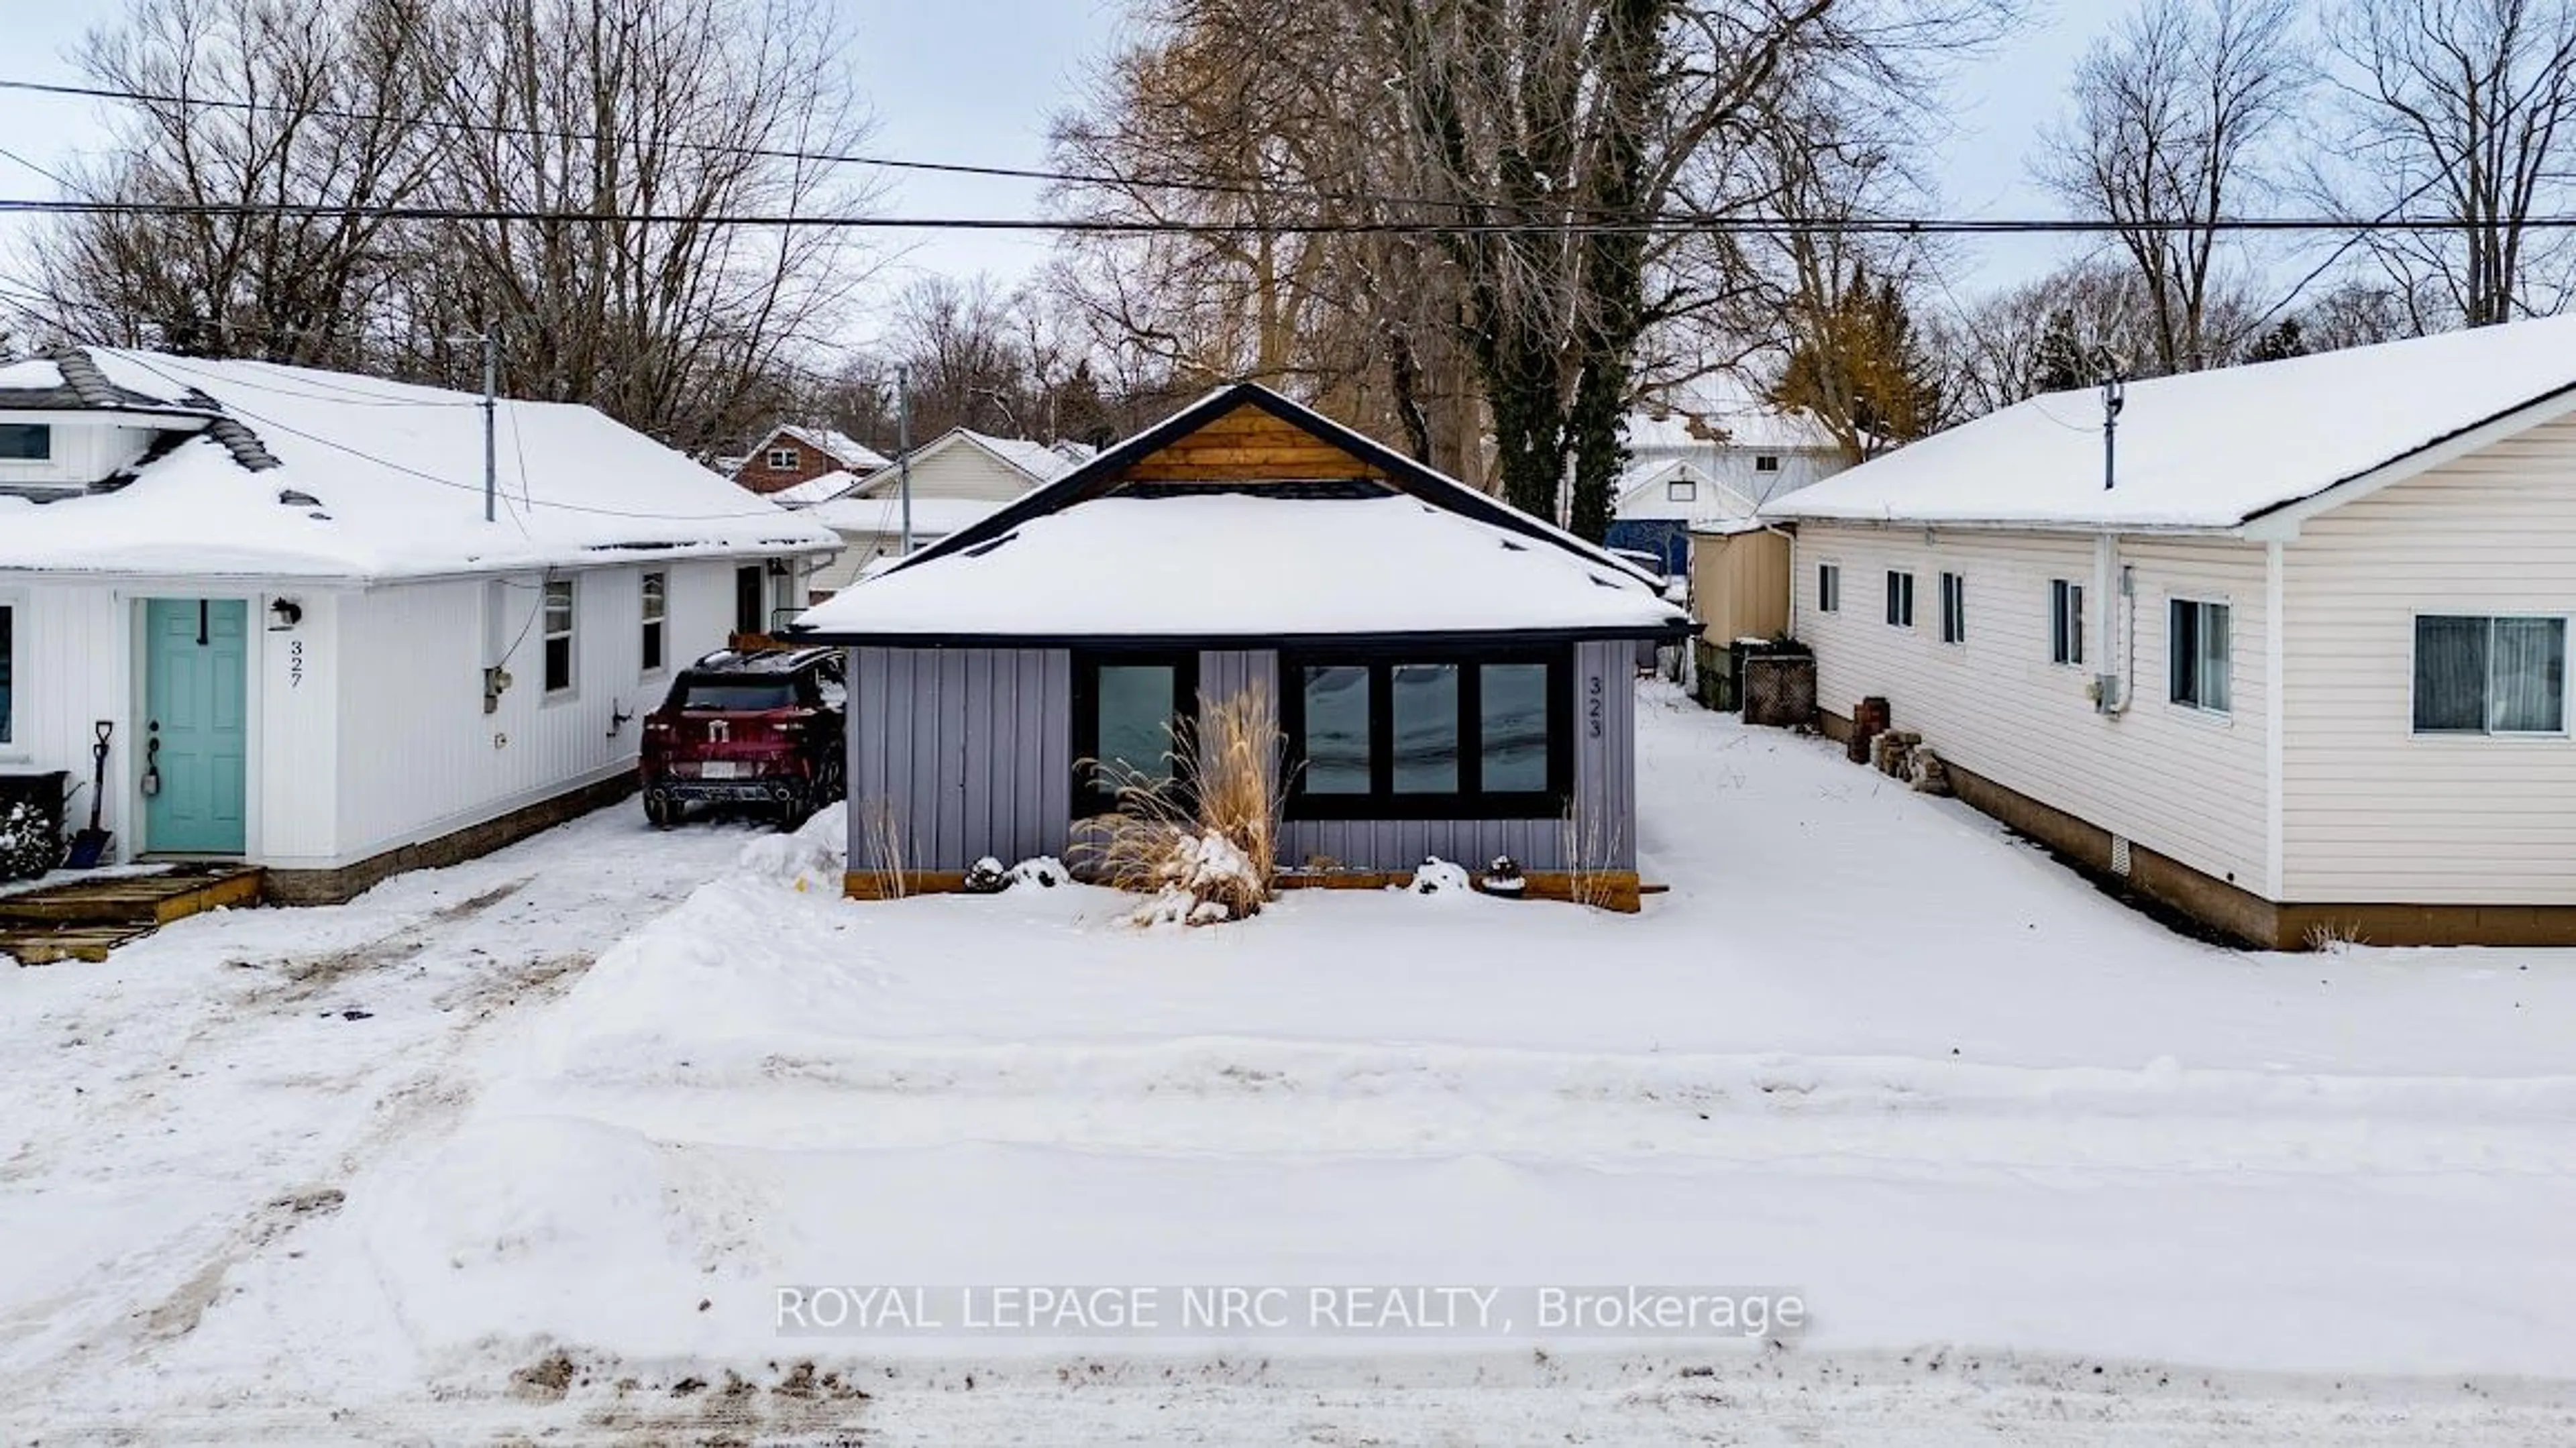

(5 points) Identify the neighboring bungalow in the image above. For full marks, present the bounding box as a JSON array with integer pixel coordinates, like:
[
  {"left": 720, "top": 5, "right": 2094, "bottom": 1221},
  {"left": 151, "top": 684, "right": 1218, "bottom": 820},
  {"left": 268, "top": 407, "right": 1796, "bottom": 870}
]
[
  {"left": 790, "top": 384, "right": 1690, "bottom": 909},
  {"left": 802, "top": 427, "right": 1077, "bottom": 595},
  {"left": 730, "top": 424, "right": 890, "bottom": 497},
  {"left": 1764, "top": 314, "right": 2576, "bottom": 948},
  {"left": 1606, "top": 455, "right": 1761, "bottom": 577},
  {"left": 0, "top": 346, "right": 836, "bottom": 902}
]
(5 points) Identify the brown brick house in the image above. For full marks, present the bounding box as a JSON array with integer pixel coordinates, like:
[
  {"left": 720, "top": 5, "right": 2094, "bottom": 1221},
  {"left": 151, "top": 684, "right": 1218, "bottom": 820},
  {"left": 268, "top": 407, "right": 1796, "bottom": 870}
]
[{"left": 729, "top": 424, "right": 890, "bottom": 496}]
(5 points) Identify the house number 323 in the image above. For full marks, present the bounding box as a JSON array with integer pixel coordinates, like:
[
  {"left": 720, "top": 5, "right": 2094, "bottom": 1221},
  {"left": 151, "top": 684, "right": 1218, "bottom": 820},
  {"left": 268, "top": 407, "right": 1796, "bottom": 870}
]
[
  {"left": 1587, "top": 674, "right": 1603, "bottom": 739},
  {"left": 288, "top": 639, "right": 306, "bottom": 688}
]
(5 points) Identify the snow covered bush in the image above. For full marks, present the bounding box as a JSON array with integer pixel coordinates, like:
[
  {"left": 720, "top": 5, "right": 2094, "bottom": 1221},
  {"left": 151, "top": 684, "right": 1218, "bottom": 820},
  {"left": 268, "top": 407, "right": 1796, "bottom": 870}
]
[
  {"left": 737, "top": 801, "right": 847, "bottom": 892},
  {"left": 0, "top": 799, "right": 60, "bottom": 884},
  {"left": 1077, "top": 683, "right": 1283, "bottom": 926},
  {"left": 1008, "top": 856, "right": 1068, "bottom": 889},
  {"left": 1408, "top": 857, "right": 1472, "bottom": 896}
]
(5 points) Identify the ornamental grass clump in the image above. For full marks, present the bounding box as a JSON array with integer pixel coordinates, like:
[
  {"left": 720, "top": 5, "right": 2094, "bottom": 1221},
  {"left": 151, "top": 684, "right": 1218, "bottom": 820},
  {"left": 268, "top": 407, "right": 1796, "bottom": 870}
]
[{"left": 1079, "top": 683, "right": 1283, "bottom": 926}]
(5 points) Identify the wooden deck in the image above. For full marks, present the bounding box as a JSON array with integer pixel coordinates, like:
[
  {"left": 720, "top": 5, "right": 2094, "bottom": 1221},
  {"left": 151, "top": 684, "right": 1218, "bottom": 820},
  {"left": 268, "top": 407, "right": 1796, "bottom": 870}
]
[{"left": 0, "top": 865, "right": 266, "bottom": 964}]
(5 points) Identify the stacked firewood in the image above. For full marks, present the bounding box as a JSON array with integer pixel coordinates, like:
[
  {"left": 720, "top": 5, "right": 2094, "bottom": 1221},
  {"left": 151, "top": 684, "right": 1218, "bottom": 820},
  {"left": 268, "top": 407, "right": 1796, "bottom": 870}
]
[{"left": 1868, "top": 730, "right": 1953, "bottom": 796}]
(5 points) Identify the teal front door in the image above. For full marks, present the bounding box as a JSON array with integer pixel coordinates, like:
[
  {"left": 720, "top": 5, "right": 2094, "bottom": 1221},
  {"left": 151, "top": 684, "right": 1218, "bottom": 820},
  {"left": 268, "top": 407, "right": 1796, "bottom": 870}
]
[{"left": 144, "top": 599, "right": 249, "bottom": 855}]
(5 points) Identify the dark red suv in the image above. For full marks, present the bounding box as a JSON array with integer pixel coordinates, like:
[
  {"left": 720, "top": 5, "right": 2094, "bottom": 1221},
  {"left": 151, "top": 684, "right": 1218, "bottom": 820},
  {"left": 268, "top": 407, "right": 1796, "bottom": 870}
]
[{"left": 640, "top": 647, "right": 847, "bottom": 828}]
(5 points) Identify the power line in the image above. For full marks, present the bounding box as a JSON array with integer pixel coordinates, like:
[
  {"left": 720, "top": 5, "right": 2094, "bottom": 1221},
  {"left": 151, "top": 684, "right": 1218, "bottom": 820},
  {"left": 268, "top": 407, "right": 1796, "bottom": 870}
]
[
  {"left": 0, "top": 74, "right": 1468, "bottom": 215},
  {"left": 1, "top": 194, "right": 2567, "bottom": 237}
]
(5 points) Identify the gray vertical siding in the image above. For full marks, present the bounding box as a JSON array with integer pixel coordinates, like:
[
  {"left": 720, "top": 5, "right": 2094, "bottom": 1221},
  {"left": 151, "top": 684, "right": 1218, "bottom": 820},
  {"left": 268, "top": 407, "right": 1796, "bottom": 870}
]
[
  {"left": 848, "top": 640, "right": 1638, "bottom": 875},
  {"left": 849, "top": 646, "right": 1071, "bottom": 872}
]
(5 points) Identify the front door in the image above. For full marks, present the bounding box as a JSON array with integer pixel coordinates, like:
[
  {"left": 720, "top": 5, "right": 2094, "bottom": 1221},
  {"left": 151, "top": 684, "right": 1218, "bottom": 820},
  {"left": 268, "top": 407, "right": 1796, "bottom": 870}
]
[{"left": 143, "top": 598, "right": 248, "bottom": 855}]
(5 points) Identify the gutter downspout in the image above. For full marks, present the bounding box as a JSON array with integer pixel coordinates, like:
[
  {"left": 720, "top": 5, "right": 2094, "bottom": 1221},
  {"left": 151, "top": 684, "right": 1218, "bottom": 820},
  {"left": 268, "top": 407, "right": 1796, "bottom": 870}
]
[{"left": 2093, "top": 533, "right": 2128, "bottom": 714}]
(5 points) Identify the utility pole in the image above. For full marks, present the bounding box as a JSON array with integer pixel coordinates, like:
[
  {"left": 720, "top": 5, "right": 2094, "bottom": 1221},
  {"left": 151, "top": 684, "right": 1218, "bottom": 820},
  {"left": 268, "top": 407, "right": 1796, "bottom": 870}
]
[
  {"left": 896, "top": 365, "right": 916, "bottom": 555},
  {"left": 2100, "top": 372, "right": 2126, "bottom": 492},
  {"left": 481, "top": 333, "right": 500, "bottom": 522}
]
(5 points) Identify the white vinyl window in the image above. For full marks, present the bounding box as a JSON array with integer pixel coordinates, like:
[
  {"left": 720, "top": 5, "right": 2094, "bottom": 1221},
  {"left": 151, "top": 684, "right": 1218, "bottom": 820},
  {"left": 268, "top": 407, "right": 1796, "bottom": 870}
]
[
  {"left": 2049, "top": 579, "right": 2086, "bottom": 665},
  {"left": 2414, "top": 614, "right": 2567, "bottom": 735},
  {"left": 543, "top": 579, "right": 577, "bottom": 695},
  {"left": 766, "top": 446, "right": 799, "bottom": 470},
  {"left": 2168, "top": 598, "right": 2231, "bottom": 715},
  {"left": 1884, "top": 569, "right": 1915, "bottom": 628},
  {"left": 1817, "top": 563, "right": 1840, "bottom": 614},
  {"left": 640, "top": 571, "right": 667, "bottom": 674},
  {"left": 1938, "top": 571, "right": 1966, "bottom": 645},
  {"left": 1666, "top": 478, "right": 1697, "bottom": 501}
]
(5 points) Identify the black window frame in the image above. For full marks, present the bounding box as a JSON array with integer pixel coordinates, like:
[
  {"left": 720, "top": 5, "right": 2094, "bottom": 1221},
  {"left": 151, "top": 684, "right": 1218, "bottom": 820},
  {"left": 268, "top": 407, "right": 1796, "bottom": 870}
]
[
  {"left": 1817, "top": 563, "right": 1840, "bottom": 614},
  {"left": 0, "top": 423, "right": 51, "bottom": 461},
  {"left": 1938, "top": 571, "right": 1966, "bottom": 645},
  {"left": 1753, "top": 453, "right": 1781, "bottom": 474},
  {"left": 1071, "top": 649, "right": 1200, "bottom": 817},
  {"left": 1279, "top": 644, "right": 1574, "bottom": 822},
  {"left": 1666, "top": 478, "right": 1698, "bottom": 502},
  {"left": 1884, "top": 569, "right": 1915, "bottom": 628},
  {"left": 2049, "top": 579, "right": 2086, "bottom": 666}
]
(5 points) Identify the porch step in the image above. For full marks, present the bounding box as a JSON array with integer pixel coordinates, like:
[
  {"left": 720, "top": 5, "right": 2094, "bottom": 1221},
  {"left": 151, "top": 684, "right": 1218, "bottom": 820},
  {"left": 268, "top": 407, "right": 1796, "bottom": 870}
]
[
  {"left": 0, "top": 865, "right": 266, "bottom": 964},
  {"left": 0, "top": 922, "right": 158, "bottom": 966}
]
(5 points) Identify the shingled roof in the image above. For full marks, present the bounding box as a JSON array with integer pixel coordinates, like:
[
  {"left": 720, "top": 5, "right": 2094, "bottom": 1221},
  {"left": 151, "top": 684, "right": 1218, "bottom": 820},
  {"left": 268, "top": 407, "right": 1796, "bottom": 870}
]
[{"left": 0, "top": 345, "right": 282, "bottom": 473}]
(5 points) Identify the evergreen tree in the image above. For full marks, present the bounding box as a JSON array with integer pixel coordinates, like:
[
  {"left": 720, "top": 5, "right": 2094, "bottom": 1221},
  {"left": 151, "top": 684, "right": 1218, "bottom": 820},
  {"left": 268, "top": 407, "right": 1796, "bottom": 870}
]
[
  {"left": 1772, "top": 261, "right": 1948, "bottom": 459},
  {"left": 2246, "top": 317, "right": 2307, "bottom": 362},
  {"left": 2031, "top": 309, "right": 2094, "bottom": 393}
]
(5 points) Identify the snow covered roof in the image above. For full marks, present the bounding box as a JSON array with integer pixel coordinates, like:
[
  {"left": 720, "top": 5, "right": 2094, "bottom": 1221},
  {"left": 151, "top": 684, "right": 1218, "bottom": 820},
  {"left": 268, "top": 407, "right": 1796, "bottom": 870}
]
[
  {"left": 1613, "top": 457, "right": 1762, "bottom": 524},
  {"left": 804, "top": 494, "right": 1004, "bottom": 539},
  {"left": 1627, "top": 375, "right": 1839, "bottom": 455},
  {"left": 797, "top": 494, "right": 1683, "bottom": 642},
  {"left": 1766, "top": 315, "right": 2576, "bottom": 533},
  {"left": 0, "top": 348, "right": 839, "bottom": 580},
  {"left": 794, "top": 383, "right": 1685, "bottom": 645},
  {"left": 767, "top": 425, "right": 888, "bottom": 473},
  {"left": 871, "top": 427, "right": 1079, "bottom": 488},
  {"left": 767, "top": 470, "right": 866, "bottom": 508}
]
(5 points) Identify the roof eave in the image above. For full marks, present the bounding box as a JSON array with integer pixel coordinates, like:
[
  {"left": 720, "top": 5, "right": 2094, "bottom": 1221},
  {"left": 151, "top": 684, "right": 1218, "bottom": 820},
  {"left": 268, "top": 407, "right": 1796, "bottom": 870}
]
[
  {"left": 1767, "top": 511, "right": 2250, "bottom": 537},
  {"left": 783, "top": 619, "right": 1696, "bottom": 649}
]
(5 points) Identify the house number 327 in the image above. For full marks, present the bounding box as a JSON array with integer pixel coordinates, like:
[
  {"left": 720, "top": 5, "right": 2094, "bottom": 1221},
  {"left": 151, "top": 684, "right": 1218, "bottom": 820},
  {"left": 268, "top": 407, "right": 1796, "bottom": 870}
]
[{"left": 289, "top": 639, "right": 306, "bottom": 688}]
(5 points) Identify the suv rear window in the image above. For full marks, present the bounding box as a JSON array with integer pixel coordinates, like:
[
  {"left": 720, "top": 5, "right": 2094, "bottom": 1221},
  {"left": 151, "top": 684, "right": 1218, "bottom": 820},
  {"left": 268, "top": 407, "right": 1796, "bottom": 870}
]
[{"left": 677, "top": 679, "right": 800, "bottom": 711}]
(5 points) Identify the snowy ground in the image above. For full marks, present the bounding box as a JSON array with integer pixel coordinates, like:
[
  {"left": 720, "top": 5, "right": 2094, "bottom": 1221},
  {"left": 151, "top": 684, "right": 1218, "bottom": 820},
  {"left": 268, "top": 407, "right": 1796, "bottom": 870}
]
[{"left": 5, "top": 683, "right": 2575, "bottom": 1443}]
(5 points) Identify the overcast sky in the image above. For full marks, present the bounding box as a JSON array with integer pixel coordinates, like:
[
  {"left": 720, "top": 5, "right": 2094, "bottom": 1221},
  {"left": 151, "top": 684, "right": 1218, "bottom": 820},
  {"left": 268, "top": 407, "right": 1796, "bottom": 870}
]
[{"left": 0, "top": 0, "right": 2101, "bottom": 332}]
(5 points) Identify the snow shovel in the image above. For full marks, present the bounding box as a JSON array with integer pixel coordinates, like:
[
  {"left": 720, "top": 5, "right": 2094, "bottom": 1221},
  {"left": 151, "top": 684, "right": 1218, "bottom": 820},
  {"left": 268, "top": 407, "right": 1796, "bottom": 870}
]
[{"left": 65, "top": 721, "right": 113, "bottom": 869}]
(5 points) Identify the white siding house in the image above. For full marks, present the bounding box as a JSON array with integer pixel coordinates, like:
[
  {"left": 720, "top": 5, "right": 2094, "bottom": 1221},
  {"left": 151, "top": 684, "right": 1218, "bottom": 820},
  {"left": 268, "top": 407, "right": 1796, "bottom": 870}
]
[
  {"left": 1766, "top": 314, "right": 2576, "bottom": 948},
  {"left": 1625, "top": 382, "right": 1848, "bottom": 509},
  {"left": 0, "top": 347, "right": 836, "bottom": 901}
]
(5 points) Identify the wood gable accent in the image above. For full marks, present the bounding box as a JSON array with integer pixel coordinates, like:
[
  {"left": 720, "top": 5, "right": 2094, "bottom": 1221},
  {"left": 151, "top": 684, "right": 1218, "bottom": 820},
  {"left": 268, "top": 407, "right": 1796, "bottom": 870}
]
[
  {"left": 1110, "top": 400, "right": 1387, "bottom": 485},
  {"left": 809, "top": 383, "right": 1665, "bottom": 602}
]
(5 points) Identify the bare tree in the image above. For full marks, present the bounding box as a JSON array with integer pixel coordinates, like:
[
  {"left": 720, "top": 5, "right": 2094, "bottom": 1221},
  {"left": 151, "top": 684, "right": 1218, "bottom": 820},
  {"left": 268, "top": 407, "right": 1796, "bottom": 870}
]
[
  {"left": 2037, "top": 0, "right": 2306, "bottom": 375},
  {"left": 36, "top": 0, "right": 445, "bottom": 366},
  {"left": 1046, "top": 0, "right": 1487, "bottom": 474},
  {"left": 1923, "top": 258, "right": 2274, "bottom": 419},
  {"left": 34, "top": 0, "right": 879, "bottom": 456},
  {"left": 400, "top": 0, "right": 880, "bottom": 453},
  {"left": 2322, "top": 0, "right": 2576, "bottom": 327}
]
